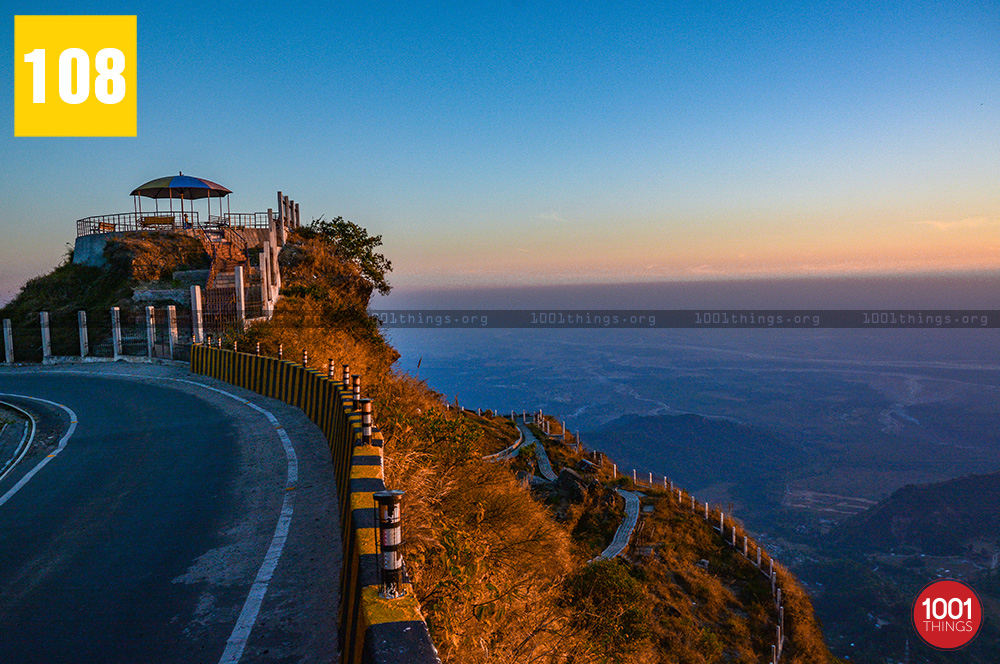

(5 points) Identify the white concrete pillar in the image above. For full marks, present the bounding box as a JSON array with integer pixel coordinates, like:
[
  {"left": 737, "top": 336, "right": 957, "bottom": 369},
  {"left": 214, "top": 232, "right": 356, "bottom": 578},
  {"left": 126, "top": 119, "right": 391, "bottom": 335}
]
[
  {"left": 167, "top": 305, "right": 178, "bottom": 359},
  {"left": 145, "top": 306, "right": 156, "bottom": 358},
  {"left": 234, "top": 266, "right": 246, "bottom": 324},
  {"left": 3, "top": 319, "right": 13, "bottom": 363},
  {"left": 270, "top": 239, "right": 281, "bottom": 295},
  {"left": 276, "top": 192, "right": 288, "bottom": 244},
  {"left": 78, "top": 311, "right": 89, "bottom": 358},
  {"left": 111, "top": 307, "right": 122, "bottom": 358},
  {"left": 268, "top": 209, "right": 278, "bottom": 247},
  {"left": 259, "top": 243, "right": 271, "bottom": 315},
  {"left": 39, "top": 312, "right": 52, "bottom": 360},
  {"left": 190, "top": 286, "right": 204, "bottom": 343}
]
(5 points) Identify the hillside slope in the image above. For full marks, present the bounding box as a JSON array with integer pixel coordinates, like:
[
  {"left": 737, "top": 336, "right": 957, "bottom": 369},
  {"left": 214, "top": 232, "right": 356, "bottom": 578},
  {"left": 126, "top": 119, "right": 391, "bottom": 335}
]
[
  {"left": 2, "top": 222, "right": 842, "bottom": 663},
  {"left": 588, "top": 412, "right": 819, "bottom": 511},
  {"left": 0, "top": 235, "right": 210, "bottom": 360},
  {"left": 834, "top": 471, "right": 1000, "bottom": 555}
]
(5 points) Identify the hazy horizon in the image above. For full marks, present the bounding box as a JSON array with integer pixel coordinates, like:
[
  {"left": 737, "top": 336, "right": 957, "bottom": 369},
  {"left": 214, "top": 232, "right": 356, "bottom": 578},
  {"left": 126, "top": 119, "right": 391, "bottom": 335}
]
[{"left": 375, "top": 270, "right": 1000, "bottom": 310}]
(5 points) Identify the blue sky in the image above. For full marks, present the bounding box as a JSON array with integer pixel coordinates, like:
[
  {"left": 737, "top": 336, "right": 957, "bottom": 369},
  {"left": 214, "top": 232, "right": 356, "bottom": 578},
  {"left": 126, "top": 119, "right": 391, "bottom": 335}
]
[{"left": 2, "top": 1, "right": 998, "bottom": 303}]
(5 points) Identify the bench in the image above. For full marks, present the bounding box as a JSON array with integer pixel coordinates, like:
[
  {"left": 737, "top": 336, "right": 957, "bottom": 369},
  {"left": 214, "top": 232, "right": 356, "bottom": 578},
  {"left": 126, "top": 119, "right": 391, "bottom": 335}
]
[
  {"left": 140, "top": 216, "right": 176, "bottom": 228},
  {"left": 96, "top": 222, "right": 117, "bottom": 232}
]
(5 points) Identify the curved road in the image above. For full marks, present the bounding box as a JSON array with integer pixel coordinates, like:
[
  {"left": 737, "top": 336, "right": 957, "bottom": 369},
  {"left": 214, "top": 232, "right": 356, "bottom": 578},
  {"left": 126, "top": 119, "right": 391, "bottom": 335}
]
[{"left": 0, "top": 364, "right": 342, "bottom": 663}]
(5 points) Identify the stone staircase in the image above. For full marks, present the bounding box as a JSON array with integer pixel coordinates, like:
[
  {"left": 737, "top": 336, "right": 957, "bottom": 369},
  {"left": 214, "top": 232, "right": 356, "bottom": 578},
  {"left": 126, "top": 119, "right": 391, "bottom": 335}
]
[
  {"left": 211, "top": 266, "right": 238, "bottom": 289},
  {"left": 199, "top": 227, "right": 248, "bottom": 288}
]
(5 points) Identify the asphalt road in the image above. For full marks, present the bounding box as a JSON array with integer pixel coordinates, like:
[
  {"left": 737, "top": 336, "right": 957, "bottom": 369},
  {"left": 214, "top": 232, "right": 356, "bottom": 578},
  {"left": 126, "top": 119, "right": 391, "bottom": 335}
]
[{"left": 0, "top": 364, "right": 341, "bottom": 663}]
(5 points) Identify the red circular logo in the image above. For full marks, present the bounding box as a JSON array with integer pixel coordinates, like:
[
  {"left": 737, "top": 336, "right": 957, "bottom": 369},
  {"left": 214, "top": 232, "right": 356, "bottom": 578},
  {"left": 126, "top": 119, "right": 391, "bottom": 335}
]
[{"left": 912, "top": 579, "right": 983, "bottom": 650}]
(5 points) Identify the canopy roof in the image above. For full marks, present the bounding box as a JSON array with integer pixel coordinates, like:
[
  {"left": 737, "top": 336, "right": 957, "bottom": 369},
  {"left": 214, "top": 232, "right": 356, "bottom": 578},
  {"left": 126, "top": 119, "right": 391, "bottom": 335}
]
[{"left": 130, "top": 173, "right": 232, "bottom": 199}]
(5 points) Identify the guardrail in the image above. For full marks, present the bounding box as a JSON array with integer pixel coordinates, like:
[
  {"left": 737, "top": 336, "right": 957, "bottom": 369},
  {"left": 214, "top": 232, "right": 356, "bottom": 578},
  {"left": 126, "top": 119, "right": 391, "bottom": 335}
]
[{"left": 190, "top": 344, "right": 439, "bottom": 664}]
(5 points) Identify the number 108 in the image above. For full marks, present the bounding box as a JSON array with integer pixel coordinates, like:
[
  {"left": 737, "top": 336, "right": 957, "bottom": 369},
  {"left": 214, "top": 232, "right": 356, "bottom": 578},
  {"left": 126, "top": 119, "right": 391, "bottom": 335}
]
[{"left": 23, "top": 48, "right": 126, "bottom": 105}]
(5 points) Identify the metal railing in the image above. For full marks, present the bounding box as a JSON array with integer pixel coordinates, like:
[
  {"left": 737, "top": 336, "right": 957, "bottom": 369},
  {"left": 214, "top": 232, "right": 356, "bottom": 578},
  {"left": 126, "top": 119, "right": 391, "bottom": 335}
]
[
  {"left": 208, "top": 212, "right": 272, "bottom": 228},
  {"left": 77, "top": 211, "right": 275, "bottom": 237},
  {"left": 76, "top": 211, "right": 200, "bottom": 236}
]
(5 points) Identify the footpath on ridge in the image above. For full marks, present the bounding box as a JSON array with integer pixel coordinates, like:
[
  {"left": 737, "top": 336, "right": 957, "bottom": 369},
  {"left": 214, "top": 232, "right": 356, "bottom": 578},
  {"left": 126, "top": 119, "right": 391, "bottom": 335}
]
[
  {"left": 506, "top": 413, "right": 641, "bottom": 561},
  {"left": 594, "top": 489, "right": 641, "bottom": 561},
  {"left": 515, "top": 417, "right": 558, "bottom": 481}
]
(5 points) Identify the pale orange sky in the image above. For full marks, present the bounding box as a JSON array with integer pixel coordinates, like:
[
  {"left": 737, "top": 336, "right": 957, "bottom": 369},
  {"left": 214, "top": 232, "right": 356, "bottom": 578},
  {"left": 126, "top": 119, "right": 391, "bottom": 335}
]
[{"left": 382, "top": 213, "right": 999, "bottom": 288}]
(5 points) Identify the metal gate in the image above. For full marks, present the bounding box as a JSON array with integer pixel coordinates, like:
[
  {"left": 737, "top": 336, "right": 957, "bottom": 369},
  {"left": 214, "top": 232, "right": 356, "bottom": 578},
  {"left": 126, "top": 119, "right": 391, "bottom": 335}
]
[{"left": 203, "top": 286, "right": 237, "bottom": 336}]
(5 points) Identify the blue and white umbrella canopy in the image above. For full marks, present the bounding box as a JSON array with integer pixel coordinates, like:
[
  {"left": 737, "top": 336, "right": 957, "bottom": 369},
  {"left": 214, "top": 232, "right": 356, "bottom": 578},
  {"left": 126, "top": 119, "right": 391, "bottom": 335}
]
[{"left": 130, "top": 172, "right": 231, "bottom": 200}]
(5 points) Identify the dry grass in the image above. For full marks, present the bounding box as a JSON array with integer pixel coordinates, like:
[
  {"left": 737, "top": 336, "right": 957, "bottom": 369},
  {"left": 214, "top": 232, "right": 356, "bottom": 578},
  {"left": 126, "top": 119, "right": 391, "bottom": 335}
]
[
  {"left": 104, "top": 234, "right": 210, "bottom": 281},
  {"left": 376, "top": 379, "right": 592, "bottom": 663},
  {"left": 229, "top": 230, "right": 842, "bottom": 664}
]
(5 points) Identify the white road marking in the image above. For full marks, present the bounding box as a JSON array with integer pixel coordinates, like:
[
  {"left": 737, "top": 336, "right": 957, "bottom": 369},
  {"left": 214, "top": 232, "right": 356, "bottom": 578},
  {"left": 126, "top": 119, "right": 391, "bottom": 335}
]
[
  {"left": 0, "top": 395, "right": 77, "bottom": 509},
  {"left": 0, "top": 405, "right": 32, "bottom": 479},
  {"left": 173, "top": 380, "right": 299, "bottom": 664}
]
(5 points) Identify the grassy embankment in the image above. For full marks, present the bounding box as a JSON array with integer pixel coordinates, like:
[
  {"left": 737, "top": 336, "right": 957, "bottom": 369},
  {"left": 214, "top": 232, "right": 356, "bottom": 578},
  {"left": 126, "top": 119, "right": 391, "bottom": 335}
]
[{"left": 0, "top": 234, "right": 208, "bottom": 360}]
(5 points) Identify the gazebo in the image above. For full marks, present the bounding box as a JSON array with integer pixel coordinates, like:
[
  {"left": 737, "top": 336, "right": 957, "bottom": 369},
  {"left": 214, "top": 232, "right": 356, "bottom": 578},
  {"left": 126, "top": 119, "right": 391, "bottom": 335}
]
[{"left": 130, "top": 172, "right": 232, "bottom": 227}]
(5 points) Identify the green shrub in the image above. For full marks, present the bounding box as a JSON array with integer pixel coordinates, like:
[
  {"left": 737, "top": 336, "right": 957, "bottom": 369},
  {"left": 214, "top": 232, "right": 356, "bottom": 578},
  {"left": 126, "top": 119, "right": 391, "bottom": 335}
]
[{"left": 563, "top": 559, "right": 650, "bottom": 657}]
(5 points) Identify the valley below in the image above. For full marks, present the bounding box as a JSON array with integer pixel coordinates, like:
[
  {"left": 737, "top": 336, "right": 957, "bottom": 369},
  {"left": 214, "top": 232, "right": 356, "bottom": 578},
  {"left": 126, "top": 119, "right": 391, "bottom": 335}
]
[{"left": 386, "top": 325, "right": 1000, "bottom": 662}]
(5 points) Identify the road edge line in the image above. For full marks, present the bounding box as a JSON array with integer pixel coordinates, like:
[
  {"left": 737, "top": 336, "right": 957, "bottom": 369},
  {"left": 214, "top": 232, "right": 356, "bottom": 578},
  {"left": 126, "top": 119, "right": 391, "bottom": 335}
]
[
  {"left": 0, "top": 395, "right": 77, "bottom": 510},
  {"left": 0, "top": 401, "right": 35, "bottom": 483}
]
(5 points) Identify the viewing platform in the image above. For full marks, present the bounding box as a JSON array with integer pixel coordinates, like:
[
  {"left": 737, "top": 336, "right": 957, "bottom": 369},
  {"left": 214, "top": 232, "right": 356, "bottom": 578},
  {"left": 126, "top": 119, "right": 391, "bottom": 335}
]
[{"left": 75, "top": 172, "right": 302, "bottom": 239}]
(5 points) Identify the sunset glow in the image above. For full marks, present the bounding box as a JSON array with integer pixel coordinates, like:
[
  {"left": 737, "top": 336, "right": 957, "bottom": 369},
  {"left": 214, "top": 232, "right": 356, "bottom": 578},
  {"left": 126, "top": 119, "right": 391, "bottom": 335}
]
[{"left": 2, "top": 2, "right": 997, "bottom": 301}]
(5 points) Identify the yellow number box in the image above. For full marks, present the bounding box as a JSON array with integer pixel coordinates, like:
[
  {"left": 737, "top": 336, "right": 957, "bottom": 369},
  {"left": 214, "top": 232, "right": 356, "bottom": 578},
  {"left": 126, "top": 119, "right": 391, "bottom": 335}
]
[{"left": 14, "top": 15, "right": 137, "bottom": 137}]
